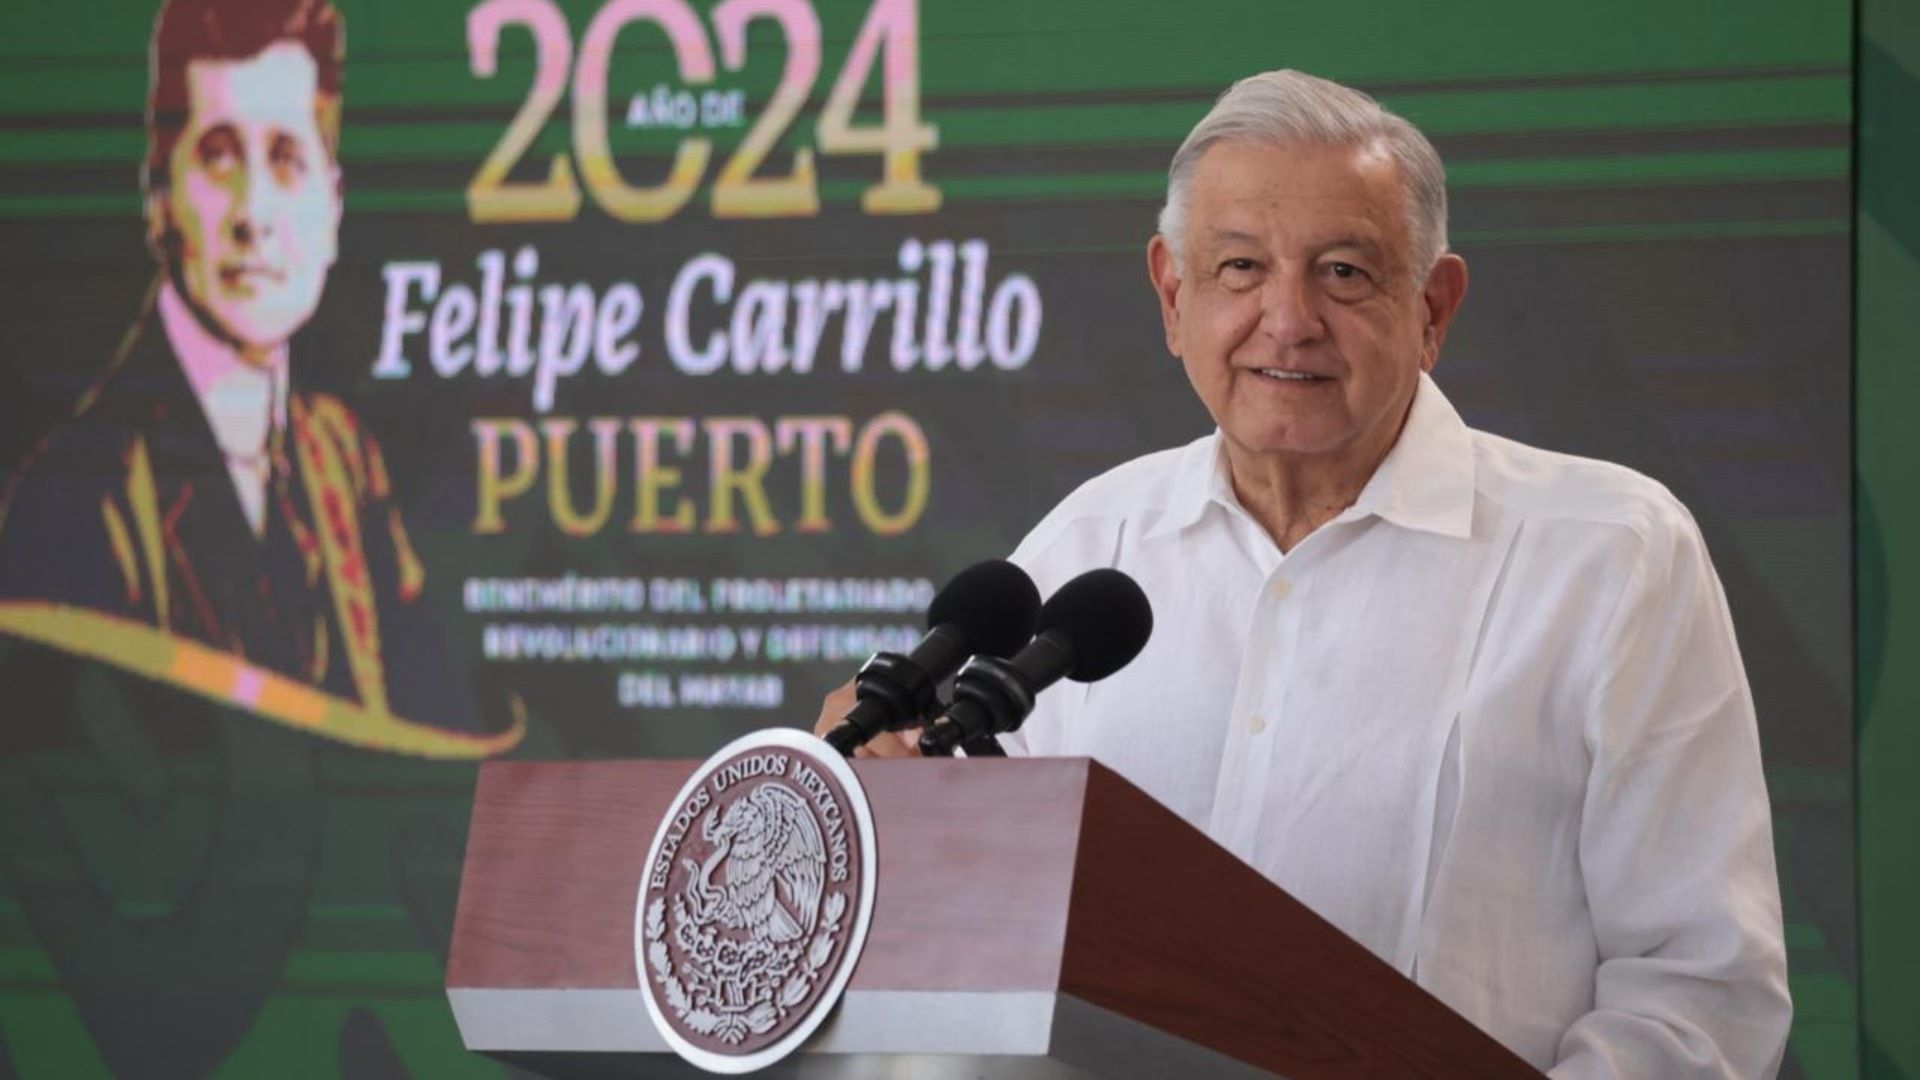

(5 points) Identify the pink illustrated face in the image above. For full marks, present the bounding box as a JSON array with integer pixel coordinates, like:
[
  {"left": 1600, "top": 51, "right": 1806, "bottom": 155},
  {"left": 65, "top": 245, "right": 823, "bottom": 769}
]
[{"left": 163, "top": 41, "right": 340, "bottom": 358}]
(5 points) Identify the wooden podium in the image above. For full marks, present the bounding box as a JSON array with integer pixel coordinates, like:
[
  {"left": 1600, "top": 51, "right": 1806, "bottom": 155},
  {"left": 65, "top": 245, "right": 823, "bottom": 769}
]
[{"left": 447, "top": 757, "right": 1542, "bottom": 1078}]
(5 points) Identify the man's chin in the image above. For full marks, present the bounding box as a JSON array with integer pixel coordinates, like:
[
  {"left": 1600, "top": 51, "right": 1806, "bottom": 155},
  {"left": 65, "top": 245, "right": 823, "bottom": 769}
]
[
  {"left": 1222, "top": 425, "right": 1353, "bottom": 461},
  {"left": 205, "top": 308, "right": 305, "bottom": 358}
]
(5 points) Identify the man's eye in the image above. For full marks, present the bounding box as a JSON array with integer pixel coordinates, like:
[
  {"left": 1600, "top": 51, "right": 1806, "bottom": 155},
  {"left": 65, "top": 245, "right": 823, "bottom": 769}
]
[
  {"left": 197, "top": 130, "right": 240, "bottom": 173},
  {"left": 1318, "top": 260, "right": 1380, "bottom": 300},
  {"left": 270, "top": 136, "right": 308, "bottom": 179},
  {"left": 1219, "top": 258, "right": 1258, "bottom": 274}
]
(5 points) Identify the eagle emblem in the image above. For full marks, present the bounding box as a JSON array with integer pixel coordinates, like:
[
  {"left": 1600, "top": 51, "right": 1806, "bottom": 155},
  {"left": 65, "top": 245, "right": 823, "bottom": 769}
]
[
  {"left": 682, "top": 783, "right": 827, "bottom": 945},
  {"left": 637, "top": 731, "right": 874, "bottom": 1072}
]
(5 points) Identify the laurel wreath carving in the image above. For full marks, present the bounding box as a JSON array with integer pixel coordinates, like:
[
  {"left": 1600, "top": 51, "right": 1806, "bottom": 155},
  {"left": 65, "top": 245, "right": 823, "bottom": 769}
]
[
  {"left": 776, "top": 890, "right": 847, "bottom": 1014},
  {"left": 645, "top": 888, "right": 851, "bottom": 1045}
]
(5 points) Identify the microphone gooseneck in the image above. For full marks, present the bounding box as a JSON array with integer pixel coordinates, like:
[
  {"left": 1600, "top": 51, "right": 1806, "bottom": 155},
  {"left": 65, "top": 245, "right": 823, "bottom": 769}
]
[{"left": 822, "top": 559, "right": 1041, "bottom": 756}]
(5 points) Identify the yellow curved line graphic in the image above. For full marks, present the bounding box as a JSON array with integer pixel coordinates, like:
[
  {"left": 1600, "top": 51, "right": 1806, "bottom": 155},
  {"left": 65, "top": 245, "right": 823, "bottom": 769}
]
[{"left": 0, "top": 602, "right": 524, "bottom": 759}]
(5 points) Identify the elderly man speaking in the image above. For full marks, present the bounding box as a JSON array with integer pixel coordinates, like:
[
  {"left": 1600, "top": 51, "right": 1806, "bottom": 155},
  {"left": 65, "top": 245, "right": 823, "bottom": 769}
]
[{"left": 820, "top": 69, "right": 1790, "bottom": 1077}]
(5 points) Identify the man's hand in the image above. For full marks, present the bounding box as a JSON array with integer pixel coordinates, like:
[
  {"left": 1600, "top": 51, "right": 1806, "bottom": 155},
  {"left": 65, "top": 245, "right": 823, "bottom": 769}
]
[{"left": 812, "top": 679, "right": 921, "bottom": 758}]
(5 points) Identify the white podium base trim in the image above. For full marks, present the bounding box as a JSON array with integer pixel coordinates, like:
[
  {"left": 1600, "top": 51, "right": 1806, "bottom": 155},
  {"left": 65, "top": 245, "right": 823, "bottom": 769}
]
[{"left": 446, "top": 986, "right": 1282, "bottom": 1077}]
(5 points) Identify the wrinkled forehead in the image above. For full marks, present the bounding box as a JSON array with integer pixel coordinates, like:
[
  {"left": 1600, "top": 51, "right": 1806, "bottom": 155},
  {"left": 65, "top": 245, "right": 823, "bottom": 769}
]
[
  {"left": 1187, "top": 139, "right": 1412, "bottom": 251},
  {"left": 180, "top": 40, "right": 325, "bottom": 139},
  {"left": 1190, "top": 138, "right": 1402, "bottom": 212}
]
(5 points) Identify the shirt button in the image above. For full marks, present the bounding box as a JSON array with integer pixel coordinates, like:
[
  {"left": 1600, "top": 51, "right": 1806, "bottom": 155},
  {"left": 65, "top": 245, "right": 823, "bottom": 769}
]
[
  {"left": 1269, "top": 578, "right": 1292, "bottom": 601},
  {"left": 1247, "top": 714, "right": 1267, "bottom": 734}
]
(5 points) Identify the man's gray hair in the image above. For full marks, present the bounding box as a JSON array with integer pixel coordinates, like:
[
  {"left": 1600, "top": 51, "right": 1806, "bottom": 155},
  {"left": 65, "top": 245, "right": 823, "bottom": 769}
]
[{"left": 1158, "top": 69, "right": 1449, "bottom": 279}]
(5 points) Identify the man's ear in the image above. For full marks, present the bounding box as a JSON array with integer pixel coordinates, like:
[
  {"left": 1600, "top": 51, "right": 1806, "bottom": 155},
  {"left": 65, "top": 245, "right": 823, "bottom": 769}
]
[
  {"left": 322, "top": 160, "right": 344, "bottom": 268},
  {"left": 1147, "top": 234, "right": 1184, "bottom": 357},
  {"left": 1419, "top": 253, "right": 1469, "bottom": 373},
  {"left": 143, "top": 189, "right": 173, "bottom": 264}
]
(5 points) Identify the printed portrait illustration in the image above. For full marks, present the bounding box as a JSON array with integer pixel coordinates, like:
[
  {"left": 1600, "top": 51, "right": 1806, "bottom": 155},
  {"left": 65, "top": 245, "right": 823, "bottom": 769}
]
[{"left": 0, "top": 0, "right": 519, "bottom": 759}]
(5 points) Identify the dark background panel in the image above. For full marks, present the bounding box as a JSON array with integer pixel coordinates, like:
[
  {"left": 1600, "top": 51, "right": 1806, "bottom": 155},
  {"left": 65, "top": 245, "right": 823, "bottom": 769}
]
[{"left": 0, "top": 0, "right": 1857, "bottom": 1075}]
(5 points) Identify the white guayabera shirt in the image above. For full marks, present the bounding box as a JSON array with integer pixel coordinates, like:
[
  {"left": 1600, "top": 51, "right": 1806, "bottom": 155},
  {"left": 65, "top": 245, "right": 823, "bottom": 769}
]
[{"left": 1002, "top": 373, "right": 1790, "bottom": 1079}]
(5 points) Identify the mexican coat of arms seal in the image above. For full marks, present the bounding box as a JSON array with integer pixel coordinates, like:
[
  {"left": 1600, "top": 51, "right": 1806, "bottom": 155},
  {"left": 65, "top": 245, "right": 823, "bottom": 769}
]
[{"left": 635, "top": 728, "right": 876, "bottom": 1074}]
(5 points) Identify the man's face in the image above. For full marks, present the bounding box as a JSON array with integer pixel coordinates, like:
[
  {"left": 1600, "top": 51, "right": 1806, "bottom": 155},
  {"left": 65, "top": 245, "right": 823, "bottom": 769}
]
[
  {"left": 160, "top": 41, "right": 340, "bottom": 359},
  {"left": 1148, "top": 140, "right": 1466, "bottom": 468}
]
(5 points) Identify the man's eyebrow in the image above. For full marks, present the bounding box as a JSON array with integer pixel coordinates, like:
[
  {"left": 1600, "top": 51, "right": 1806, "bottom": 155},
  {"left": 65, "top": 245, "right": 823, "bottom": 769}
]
[
  {"left": 1200, "top": 229, "right": 1390, "bottom": 259},
  {"left": 1204, "top": 228, "right": 1263, "bottom": 247},
  {"left": 1316, "top": 234, "right": 1386, "bottom": 257},
  {"left": 194, "top": 122, "right": 240, "bottom": 146}
]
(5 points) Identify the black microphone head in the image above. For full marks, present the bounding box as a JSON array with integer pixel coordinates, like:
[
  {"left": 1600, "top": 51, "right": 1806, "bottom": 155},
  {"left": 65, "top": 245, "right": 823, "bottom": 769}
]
[
  {"left": 926, "top": 559, "right": 1042, "bottom": 658},
  {"left": 1036, "top": 568, "right": 1153, "bottom": 681}
]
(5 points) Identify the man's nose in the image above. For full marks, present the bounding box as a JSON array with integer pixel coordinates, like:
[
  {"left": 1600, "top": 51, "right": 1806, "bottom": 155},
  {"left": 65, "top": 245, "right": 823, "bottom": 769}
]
[
  {"left": 230, "top": 156, "right": 276, "bottom": 245},
  {"left": 1257, "top": 270, "right": 1326, "bottom": 348}
]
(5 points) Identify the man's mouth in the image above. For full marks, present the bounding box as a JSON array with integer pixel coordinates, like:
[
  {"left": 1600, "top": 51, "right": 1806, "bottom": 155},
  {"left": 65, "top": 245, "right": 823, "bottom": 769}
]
[
  {"left": 1254, "top": 368, "right": 1330, "bottom": 382},
  {"left": 219, "top": 264, "right": 284, "bottom": 288}
]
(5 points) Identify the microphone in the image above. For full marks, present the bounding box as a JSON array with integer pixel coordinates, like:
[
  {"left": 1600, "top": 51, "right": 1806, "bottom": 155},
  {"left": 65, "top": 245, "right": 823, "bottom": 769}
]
[
  {"left": 918, "top": 568, "right": 1153, "bottom": 757},
  {"left": 821, "top": 560, "right": 1041, "bottom": 756}
]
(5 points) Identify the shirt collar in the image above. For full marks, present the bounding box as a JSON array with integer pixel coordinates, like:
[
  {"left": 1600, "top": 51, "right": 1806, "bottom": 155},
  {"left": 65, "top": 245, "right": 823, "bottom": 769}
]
[
  {"left": 159, "top": 281, "right": 289, "bottom": 451},
  {"left": 1141, "top": 434, "right": 1226, "bottom": 541},
  {"left": 1344, "top": 371, "right": 1476, "bottom": 539},
  {"left": 1143, "top": 372, "right": 1476, "bottom": 542}
]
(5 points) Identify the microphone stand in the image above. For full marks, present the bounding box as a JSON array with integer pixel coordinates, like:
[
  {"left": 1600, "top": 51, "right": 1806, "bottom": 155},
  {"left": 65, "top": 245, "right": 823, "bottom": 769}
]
[{"left": 957, "top": 733, "right": 1006, "bottom": 758}]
